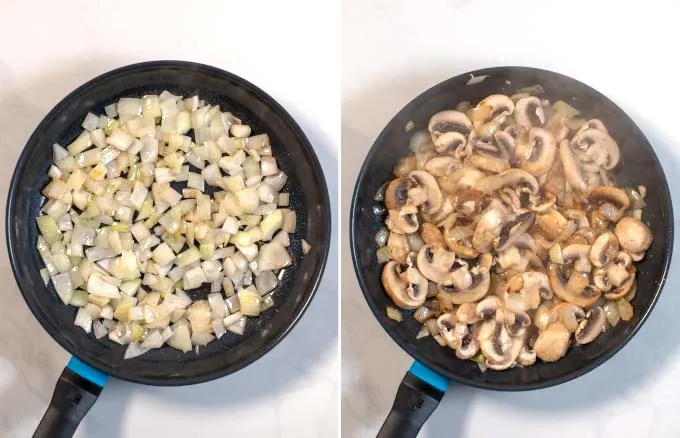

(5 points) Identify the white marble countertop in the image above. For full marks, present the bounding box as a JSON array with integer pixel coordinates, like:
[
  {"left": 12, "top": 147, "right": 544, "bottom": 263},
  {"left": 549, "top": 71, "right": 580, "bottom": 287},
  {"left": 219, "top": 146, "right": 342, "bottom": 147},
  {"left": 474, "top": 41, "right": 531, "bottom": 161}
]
[
  {"left": 0, "top": 1, "right": 339, "bottom": 437},
  {"left": 342, "top": 1, "right": 680, "bottom": 437}
]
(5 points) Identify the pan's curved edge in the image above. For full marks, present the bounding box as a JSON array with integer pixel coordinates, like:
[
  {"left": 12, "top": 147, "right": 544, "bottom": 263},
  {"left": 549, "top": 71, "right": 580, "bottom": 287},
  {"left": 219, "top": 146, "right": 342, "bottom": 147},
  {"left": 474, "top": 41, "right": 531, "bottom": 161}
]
[
  {"left": 6, "top": 60, "right": 332, "bottom": 386},
  {"left": 350, "top": 65, "right": 674, "bottom": 391}
]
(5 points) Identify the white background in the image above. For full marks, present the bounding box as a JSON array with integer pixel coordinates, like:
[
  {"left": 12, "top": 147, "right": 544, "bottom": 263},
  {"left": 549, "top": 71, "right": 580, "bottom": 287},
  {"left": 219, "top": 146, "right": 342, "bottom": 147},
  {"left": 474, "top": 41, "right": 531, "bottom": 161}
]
[
  {"left": 0, "top": 1, "right": 339, "bottom": 437},
  {"left": 342, "top": 0, "right": 680, "bottom": 437}
]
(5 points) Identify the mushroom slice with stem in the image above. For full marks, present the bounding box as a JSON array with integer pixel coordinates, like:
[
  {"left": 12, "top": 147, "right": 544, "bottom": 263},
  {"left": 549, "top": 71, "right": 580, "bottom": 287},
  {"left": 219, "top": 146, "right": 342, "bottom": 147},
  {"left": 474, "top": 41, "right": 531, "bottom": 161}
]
[
  {"left": 466, "top": 132, "right": 511, "bottom": 173},
  {"left": 478, "top": 320, "right": 525, "bottom": 370},
  {"left": 575, "top": 307, "right": 606, "bottom": 345},
  {"left": 393, "top": 155, "right": 417, "bottom": 177},
  {"left": 506, "top": 270, "right": 551, "bottom": 310},
  {"left": 456, "top": 302, "right": 479, "bottom": 324},
  {"left": 434, "top": 131, "right": 467, "bottom": 155},
  {"left": 515, "top": 128, "right": 557, "bottom": 176},
  {"left": 559, "top": 139, "right": 587, "bottom": 192},
  {"left": 495, "top": 211, "right": 535, "bottom": 252},
  {"left": 438, "top": 267, "right": 491, "bottom": 304},
  {"left": 604, "top": 272, "right": 636, "bottom": 300},
  {"left": 534, "top": 322, "right": 570, "bottom": 362},
  {"left": 384, "top": 177, "right": 411, "bottom": 210},
  {"left": 494, "top": 131, "right": 516, "bottom": 160},
  {"left": 548, "top": 263, "right": 601, "bottom": 307},
  {"left": 589, "top": 231, "right": 619, "bottom": 268},
  {"left": 476, "top": 296, "right": 503, "bottom": 320},
  {"left": 408, "top": 170, "right": 443, "bottom": 214},
  {"left": 428, "top": 111, "right": 473, "bottom": 141},
  {"left": 614, "top": 216, "right": 653, "bottom": 253},
  {"left": 505, "top": 310, "right": 531, "bottom": 337},
  {"left": 514, "top": 96, "right": 545, "bottom": 129},
  {"left": 571, "top": 128, "right": 620, "bottom": 170},
  {"left": 472, "top": 206, "right": 506, "bottom": 253},
  {"left": 387, "top": 205, "right": 419, "bottom": 234},
  {"left": 452, "top": 323, "right": 479, "bottom": 359},
  {"left": 574, "top": 118, "right": 608, "bottom": 137},
  {"left": 562, "top": 243, "right": 593, "bottom": 273},
  {"left": 475, "top": 94, "right": 515, "bottom": 124},
  {"left": 436, "top": 312, "right": 458, "bottom": 349},
  {"left": 588, "top": 186, "right": 631, "bottom": 211},
  {"left": 474, "top": 169, "right": 539, "bottom": 194},
  {"left": 381, "top": 260, "right": 429, "bottom": 309},
  {"left": 416, "top": 245, "right": 455, "bottom": 283}
]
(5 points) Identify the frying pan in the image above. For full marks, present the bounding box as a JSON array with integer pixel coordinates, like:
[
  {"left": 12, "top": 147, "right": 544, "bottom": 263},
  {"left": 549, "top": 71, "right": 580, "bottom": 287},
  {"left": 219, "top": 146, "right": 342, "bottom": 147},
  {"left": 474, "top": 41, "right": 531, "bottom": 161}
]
[
  {"left": 5, "top": 61, "right": 331, "bottom": 437},
  {"left": 350, "top": 66, "right": 673, "bottom": 437}
]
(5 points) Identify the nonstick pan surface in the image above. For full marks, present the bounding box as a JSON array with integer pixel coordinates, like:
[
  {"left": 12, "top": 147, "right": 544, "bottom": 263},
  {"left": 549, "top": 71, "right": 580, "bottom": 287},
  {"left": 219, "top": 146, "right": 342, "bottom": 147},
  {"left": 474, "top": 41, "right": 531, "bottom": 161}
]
[
  {"left": 6, "top": 61, "right": 331, "bottom": 386},
  {"left": 350, "top": 66, "right": 673, "bottom": 390}
]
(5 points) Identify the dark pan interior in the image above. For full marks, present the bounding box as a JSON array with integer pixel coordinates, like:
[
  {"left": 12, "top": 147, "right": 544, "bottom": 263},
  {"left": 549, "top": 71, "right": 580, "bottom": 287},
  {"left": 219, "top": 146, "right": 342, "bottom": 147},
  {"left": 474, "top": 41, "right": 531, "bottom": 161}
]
[
  {"left": 350, "top": 66, "right": 673, "bottom": 390},
  {"left": 6, "top": 61, "right": 331, "bottom": 386}
]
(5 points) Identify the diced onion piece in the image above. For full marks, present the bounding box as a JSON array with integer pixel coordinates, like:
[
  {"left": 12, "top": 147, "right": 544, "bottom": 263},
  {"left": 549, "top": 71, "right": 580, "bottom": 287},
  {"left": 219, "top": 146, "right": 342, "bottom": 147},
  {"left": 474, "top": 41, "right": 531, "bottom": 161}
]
[
  {"left": 93, "top": 320, "right": 108, "bottom": 339},
  {"left": 152, "top": 243, "right": 176, "bottom": 266},
  {"left": 237, "top": 289, "right": 261, "bottom": 317},
  {"left": 257, "top": 242, "right": 292, "bottom": 271},
  {"left": 183, "top": 266, "right": 207, "bottom": 290},
  {"left": 140, "top": 330, "right": 164, "bottom": 349},
  {"left": 67, "top": 132, "right": 93, "bottom": 155},
  {"left": 176, "top": 247, "right": 201, "bottom": 267},
  {"left": 51, "top": 272, "right": 74, "bottom": 304},
  {"left": 386, "top": 306, "right": 403, "bottom": 322},
  {"left": 124, "top": 343, "right": 149, "bottom": 360},
  {"left": 87, "top": 274, "right": 121, "bottom": 299},
  {"left": 37, "top": 216, "right": 62, "bottom": 245},
  {"left": 226, "top": 317, "right": 246, "bottom": 335},
  {"left": 255, "top": 271, "right": 278, "bottom": 295},
  {"left": 282, "top": 210, "right": 296, "bottom": 233},
  {"left": 74, "top": 307, "right": 93, "bottom": 333},
  {"left": 301, "top": 239, "right": 312, "bottom": 254}
]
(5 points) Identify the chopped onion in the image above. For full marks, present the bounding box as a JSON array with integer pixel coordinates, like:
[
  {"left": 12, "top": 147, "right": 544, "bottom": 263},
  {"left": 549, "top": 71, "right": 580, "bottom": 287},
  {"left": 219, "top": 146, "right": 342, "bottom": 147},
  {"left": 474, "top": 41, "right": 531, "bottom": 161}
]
[
  {"left": 226, "top": 317, "right": 246, "bottom": 335},
  {"left": 74, "top": 308, "right": 93, "bottom": 333},
  {"left": 386, "top": 307, "right": 403, "bottom": 322},
  {"left": 123, "top": 343, "right": 149, "bottom": 360},
  {"left": 255, "top": 271, "right": 278, "bottom": 294}
]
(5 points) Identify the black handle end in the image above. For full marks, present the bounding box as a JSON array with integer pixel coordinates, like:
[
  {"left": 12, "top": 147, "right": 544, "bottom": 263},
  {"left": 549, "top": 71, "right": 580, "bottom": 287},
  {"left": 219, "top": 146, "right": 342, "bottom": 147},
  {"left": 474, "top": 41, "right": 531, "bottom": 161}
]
[
  {"left": 377, "top": 367, "right": 446, "bottom": 438},
  {"left": 33, "top": 366, "right": 103, "bottom": 438}
]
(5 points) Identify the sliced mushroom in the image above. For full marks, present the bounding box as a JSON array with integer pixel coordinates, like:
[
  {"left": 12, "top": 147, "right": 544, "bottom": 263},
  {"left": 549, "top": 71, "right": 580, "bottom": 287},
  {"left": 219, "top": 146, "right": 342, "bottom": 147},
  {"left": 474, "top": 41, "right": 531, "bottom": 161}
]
[
  {"left": 434, "top": 131, "right": 467, "bottom": 155},
  {"left": 548, "top": 263, "right": 601, "bottom": 307},
  {"left": 478, "top": 320, "right": 512, "bottom": 363},
  {"left": 450, "top": 263, "right": 473, "bottom": 290},
  {"left": 416, "top": 245, "right": 455, "bottom": 283},
  {"left": 474, "top": 169, "right": 539, "bottom": 194},
  {"left": 589, "top": 231, "right": 619, "bottom": 268},
  {"left": 574, "top": 307, "right": 606, "bottom": 345},
  {"left": 553, "top": 302, "right": 585, "bottom": 332},
  {"left": 588, "top": 186, "right": 631, "bottom": 211},
  {"left": 592, "top": 267, "right": 612, "bottom": 292},
  {"left": 505, "top": 311, "right": 531, "bottom": 336},
  {"left": 562, "top": 243, "right": 591, "bottom": 267},
  {"left": 614, "top": 217, "right": 653, "bottom": 253},
  {"left": 571, "top": 128, "right": 620, "bottom": 170},
  {"left": 535, "top": 301, "right": 557, "bottom": 330},
  {"left": 515, "top": 128, "right": 557, "bottom": 176},
  {"left": 534, "top": 322, "right": 570, "bottom": 362},
  {"left": 388, "top": 205, "right": 419, "bottom": 234},
  {"left": 604, "top": 273, "right": 636, "bottom": 300},
  {"left": 559, "top": 139, "right": 587, "bottom": 192},
  {"left": 536, "top": 209, "right": 569, "bottom": 241},
  {"left": 438, "top": 268, "right": 491, "bottom": 304},
  {"left": 445, "top": 232, "right": 479, "bottom": 259},
  {"left": 494, "top": 131, "right": 516, "bottom": 159},
  {"left": 384, "top": 177, "right": 410, "bottom": 210},
  {"left": 466, "top": 143, "right": 511, "bottom": 173},
  {"left": 476, "top": 94, "right": 515, "bottom": 123},
  {"left": 476, "top": 296, "right": 502, "bottom": 320},
  {"left": 408, "top": 170, "right": 443, "bottom": 214},
  {"left": 472, "top": 207, "right": 506, "bottom": 253},
  {"left": 428, "top": 111, "right": 473, "bottom": 141},
  {"left": 495, "top": 212, "right": 535, "bottom": 252},
  {"left": 381, "top": 260, "right": 429, "bottom": 309},
  {"left": 574, "top": 119, "right": 608, "bottom": 137},
  {"left": 425, "top": 157, "right": 461, "bottom": 177},
  {"left": 436, "top": 312, "right": 458, "bottom": 349},
  {"left": 452, "top": 323, "right": 479, "bottom": 359},
  {"left": 506, "top": 270, "right": 551, "bottom": 310},
  {"left": 387, "top": 232, "right": 410, "bottom": 265},
  {"left": 515, "top": 96, "right": 545, "bottom": 129}
]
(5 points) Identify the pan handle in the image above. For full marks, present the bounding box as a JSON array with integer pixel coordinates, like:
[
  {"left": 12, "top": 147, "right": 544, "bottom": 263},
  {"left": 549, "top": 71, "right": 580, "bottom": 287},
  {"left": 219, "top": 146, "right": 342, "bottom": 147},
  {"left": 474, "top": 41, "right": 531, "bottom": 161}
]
[
  {"left": 377, "top": 361, "right": 449, "bottom": 438},
  {"left": 33, "top": 357, "right": 108, "bottom": 438}
]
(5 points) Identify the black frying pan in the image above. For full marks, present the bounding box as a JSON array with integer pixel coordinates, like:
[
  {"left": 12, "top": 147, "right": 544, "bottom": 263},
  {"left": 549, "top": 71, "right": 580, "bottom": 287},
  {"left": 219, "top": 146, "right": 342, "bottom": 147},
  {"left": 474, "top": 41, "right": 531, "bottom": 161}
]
[
  {"left": 350, "top": 66, "right": 673, "bottom": 437},
  {"left": 5, "top": 61, "right": 331, "bottom": 437}
]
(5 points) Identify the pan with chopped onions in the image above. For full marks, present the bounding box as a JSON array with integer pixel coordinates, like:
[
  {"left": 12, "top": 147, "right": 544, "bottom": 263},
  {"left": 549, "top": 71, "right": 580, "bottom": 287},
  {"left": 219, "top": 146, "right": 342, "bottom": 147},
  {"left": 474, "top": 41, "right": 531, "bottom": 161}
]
[{"left": 8, "top": 61, "right": 330, "bottom": 436}]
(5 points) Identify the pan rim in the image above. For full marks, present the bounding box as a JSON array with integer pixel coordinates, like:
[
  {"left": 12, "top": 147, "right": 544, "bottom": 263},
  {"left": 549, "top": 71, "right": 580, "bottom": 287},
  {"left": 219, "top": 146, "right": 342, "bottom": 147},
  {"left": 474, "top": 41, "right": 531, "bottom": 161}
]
[
  {"left": 350, "top": 65, "right": 674, "bottom": 391},
  {"left": 6, "top": 60, "right": 332, "bottom": 386}
]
